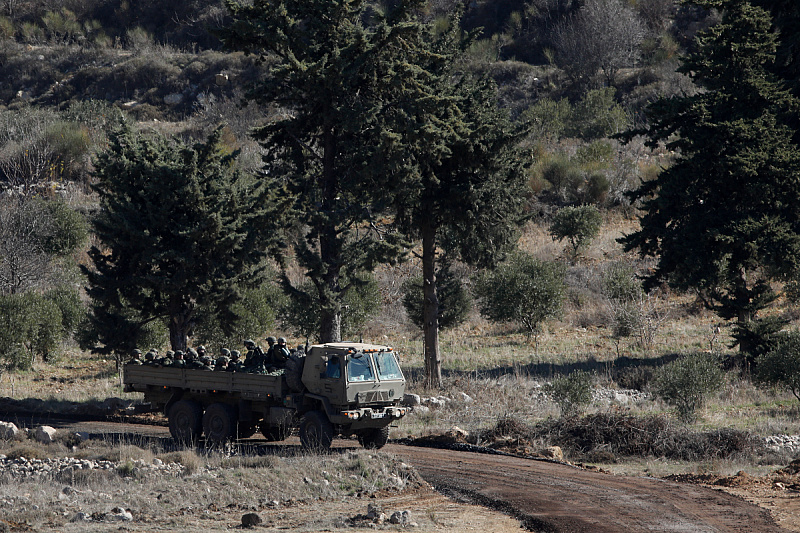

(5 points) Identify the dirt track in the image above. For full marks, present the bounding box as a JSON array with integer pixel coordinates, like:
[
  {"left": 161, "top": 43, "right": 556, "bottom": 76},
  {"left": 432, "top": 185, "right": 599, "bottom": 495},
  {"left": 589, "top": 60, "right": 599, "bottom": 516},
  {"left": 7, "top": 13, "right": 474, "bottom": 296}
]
[
  {"left": 40, "top": 419, "right": 792, "bottom": 532},
  {"left": 385, "top": 444, "right": 788, "bottom": 532}
]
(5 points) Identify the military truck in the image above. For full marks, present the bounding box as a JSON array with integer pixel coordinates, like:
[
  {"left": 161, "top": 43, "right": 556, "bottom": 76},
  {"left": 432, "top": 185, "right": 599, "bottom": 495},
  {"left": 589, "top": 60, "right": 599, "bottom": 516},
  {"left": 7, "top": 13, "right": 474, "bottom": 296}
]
[{"left": 123, "top": 342, "right": 407, "bottom": 450}]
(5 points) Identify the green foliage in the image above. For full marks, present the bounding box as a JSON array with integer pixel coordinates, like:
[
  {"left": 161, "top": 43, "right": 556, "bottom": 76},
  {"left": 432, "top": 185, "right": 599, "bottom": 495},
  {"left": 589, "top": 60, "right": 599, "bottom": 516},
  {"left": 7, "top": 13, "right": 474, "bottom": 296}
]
[
  {"left": 473, "top": 253, "right": 566, "bottom": 339},
  {"left": 544, "top": 370, "right": 594, "bottom": 417},
  {"left": 549, "top": 205, "right": 603, "bottom": 261},
  {"left": 0, "top": 290, "right": 75, "bottom": 369},
  {"left": 621, "top": 0, "right": 800, "bottom": 353},
  {"left": 84, "top": 123, "right": 277, "bottom": 355},
  {"left": 194, "top": 282, "right": 286, "bottom": 351},
  {"left": 222, "top": 0, "right": 419, "bottom": 342},
  {"left": 652, "top": 353, "right": 725, "bottom": 423},
  {"left": 756, "top": 330, "right": 800, "bottom": 400},
  {"left": 38, "top": 199, "right": 87, "bottom": 257},
  {"left": 44, "top": 285, "right": 84, "bottom": 338},
  {"left": 401, "top": 266, "right": 471, "bottom": 331},
  {"left": 523, "top": 97, "right": 572, "bottom": 141},
  {"left": 283, "top": 275, "right": 381, "bottom": 343},
  {"left": 566, "top": 89, "right": 631, "bottom": 140},
  {"left": 731, "top": 314, "right": 788, "bottom": 362},
  {"left": 602, "top": 261, "right": 645, "bottom": 338}
]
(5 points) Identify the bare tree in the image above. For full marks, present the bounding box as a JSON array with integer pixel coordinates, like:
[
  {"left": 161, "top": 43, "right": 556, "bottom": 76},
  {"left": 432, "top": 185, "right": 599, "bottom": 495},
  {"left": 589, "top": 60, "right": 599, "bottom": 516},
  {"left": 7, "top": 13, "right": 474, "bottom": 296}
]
[
  {"left": 554, "top": 0, "right": 646, "bottom": 86},
  {"left": 0, "top": 197, "right": 53, "bottom": 295},
  {"left": 0, "top": 108, "right": 59, "bottom": 188}
]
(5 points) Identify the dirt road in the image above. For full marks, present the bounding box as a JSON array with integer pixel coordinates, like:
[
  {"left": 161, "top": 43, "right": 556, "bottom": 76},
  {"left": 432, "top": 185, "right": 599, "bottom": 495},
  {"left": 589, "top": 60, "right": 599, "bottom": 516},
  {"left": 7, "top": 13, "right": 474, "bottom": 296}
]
[
  {"left": 42, "top": 419, "right": 791, "bottom": 532},
  {"left": 385, "top": 444, "right": 788, "bottom": 532}
]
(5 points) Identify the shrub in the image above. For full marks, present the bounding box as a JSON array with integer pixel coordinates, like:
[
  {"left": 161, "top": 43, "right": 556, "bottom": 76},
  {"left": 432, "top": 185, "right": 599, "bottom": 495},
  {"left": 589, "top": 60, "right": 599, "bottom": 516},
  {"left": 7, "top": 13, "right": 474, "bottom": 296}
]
[
  {"left": 549, "top": 205, "right": 603, "bottom": 261},
  {"left": 651, "top": 353, "right": 725, "bottom": 423},
  {"left": 401, "top": 265, "right": 471, "bottom": 331},
  {"left": 756, "top": 330, "right": 800, "bottom": 401},
  {"left": 473, "top": 253, "right": 566, "bottom": 340},
  {"left": 545, "top": 370, "right": 594, "bottom": 417}
]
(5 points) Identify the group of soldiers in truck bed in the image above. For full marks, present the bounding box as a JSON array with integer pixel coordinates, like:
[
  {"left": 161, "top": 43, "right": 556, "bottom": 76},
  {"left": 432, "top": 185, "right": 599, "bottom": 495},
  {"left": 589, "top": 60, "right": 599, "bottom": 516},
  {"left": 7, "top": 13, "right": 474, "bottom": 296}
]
[{"left": 127, "top": 336, "right": 293, "bottom": 374}]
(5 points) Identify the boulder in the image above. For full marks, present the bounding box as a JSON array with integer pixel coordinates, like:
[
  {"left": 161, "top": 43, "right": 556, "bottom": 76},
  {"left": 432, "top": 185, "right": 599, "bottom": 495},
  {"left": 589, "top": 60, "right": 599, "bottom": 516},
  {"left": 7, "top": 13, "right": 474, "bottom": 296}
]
[
  {"left": 108, "top": 506, "right": 133, "bottom": 521},
  {"left": 402, "top": 393, "right": 421, "bottom": 407},
  {"left": 163, "top": 93, "right": 183, "bottom": 105},
  {"left": 34, "top": 426, "right": 57, "bottom": 444},
  {"left": 242, "top": 513, "right": 262, "bottom": 527},
  {"left": 0, "top": 422, "right": 19, "bottom": 440},
  {"left": 539, "top": 446, "right": 564, "bottom": 462}
]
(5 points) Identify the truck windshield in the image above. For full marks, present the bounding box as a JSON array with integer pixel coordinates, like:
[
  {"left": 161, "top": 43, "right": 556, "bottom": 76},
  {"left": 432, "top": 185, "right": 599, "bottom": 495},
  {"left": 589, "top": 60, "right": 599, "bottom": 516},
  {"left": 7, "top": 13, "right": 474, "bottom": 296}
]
[
  {"left": 347, "top": 355, "right": 375, "bottom": 382},
  {"left": 374, "top": 351, "right": 403, "bottom": 381}
]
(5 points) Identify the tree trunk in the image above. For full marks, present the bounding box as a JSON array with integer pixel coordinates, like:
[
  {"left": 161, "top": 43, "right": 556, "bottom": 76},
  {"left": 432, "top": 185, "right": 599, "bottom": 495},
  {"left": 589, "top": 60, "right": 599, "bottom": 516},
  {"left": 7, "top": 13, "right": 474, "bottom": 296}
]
[
  {"left": 421, "top": 220, "right": 441, "bottom": 389},
  {"left": 169, "top": 305, "right": 193, "bottom": 352},
  {"left": 317, "top": 122, "right": 342, "bottom": 344}
]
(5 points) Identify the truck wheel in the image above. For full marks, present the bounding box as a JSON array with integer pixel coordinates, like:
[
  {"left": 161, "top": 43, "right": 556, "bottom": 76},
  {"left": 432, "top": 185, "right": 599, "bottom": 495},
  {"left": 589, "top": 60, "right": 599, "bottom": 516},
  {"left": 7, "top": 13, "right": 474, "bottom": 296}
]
[
  {"left": 168, "top": 400, "right": 203, "bottom": 444},
  {"left": 203, "top": 403, "right": 237, "bottom": 444},
  {"left": 299, "top": 410, "right": 333, "bottom": 451},
  {"left": 357, "top": 427, "right": 390, "bottom": 450},
  {"left": 285, "top": 354, "right": 306, "bottom": 393},
  {"left": 260, "top": 421, "right": 291, "bottom": 442}
]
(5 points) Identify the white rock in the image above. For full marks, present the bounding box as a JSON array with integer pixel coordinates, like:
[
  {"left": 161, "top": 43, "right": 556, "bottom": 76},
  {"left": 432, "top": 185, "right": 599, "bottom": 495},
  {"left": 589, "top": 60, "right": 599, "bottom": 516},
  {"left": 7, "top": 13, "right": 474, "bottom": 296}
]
[
  {"left": 412, "top": 405, "right": 429, "bottom": 414},
  {"left": 402, "top": 393, "right": 421, "bottom": 407},
  {"left": 0, "top": 422, "right": 19, "bottom": 439},
  {"left": 108, "top": 506, "right": 133, "bottom": 521},
  {"left": 457, "top": 392, "right": 474, "bottom": 403},
  {"left": 34, "top": 426, "right": 57, "bottom": 444}
]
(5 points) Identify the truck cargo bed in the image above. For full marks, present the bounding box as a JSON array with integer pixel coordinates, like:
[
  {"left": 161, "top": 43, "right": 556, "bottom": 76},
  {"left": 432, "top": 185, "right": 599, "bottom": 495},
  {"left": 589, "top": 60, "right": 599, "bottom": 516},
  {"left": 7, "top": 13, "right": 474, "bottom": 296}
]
[{"left": 123, "top": 364, "right": 284, "bottom": 400}]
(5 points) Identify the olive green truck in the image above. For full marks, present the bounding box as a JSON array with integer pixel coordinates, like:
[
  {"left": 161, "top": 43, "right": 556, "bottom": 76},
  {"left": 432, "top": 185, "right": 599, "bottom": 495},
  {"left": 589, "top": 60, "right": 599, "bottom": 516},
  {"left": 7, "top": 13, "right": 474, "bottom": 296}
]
[{"left": 123, "top": 342, "right": 408, "bottom": 450}]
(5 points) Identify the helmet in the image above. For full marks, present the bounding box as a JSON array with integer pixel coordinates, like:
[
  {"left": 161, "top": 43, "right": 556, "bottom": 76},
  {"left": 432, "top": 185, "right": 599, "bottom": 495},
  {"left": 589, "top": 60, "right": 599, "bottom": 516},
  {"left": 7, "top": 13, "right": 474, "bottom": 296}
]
[
  {"left": 244, "top": 339, "right": 255, "bottom": 348},
  {"left": 216, "top": 356, "right": 230, "bottom": 366},
  {"left": 266, "top": 336, "right": 276, "bottom": 344},
  {"left": 165, "top": 350, "right": 175, "bottom": 357},
  {"left": 277, "top": 337, "right": 286, "bottom": 344},
  {"left": 197, "top": 345, "right": 206, "bottom": 352},
  {"left": 175, "top": 350, "right": 184, "bottom": 357},
  {"left": 201, "top": 355, "right": 212, "bottom": 365},
  {"left": 231, "top": 350, "right": 241, "bottom": 359},
  {"left": 132, "top": 349, "right": 142, "bottom": 355},
  {"left": 187, "top": 347, "right": 198, "bottom": 357},
  {"left": 221, "top": 348, "right": 231, "bottom": 356},
  {"left": 145, "top": 352, "right": 155, "bottom": 361}
]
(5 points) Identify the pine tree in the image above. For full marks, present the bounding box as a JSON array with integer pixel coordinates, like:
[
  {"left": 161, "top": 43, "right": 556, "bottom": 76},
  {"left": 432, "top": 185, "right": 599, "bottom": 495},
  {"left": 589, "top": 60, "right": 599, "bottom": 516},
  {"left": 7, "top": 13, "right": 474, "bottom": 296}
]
[
  {"left": 621, "top": 0, "right": 800, "bottom": 354},
  {"left": 221, "top": 0, "right": 418, "bottom": 342},
  {"left": 83, "top": 124, "right": 275, "bottom": 357},
  {"left": 389, "top": 18, "right": 529, "bottom": 387}
]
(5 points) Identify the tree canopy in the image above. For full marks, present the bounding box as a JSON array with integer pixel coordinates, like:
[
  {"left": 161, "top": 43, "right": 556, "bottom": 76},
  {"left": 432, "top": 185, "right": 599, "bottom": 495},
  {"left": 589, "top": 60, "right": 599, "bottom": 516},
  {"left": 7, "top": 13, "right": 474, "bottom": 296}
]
[
  {"left": 221, "top": 0, "right": 419, "bottom": 343},
  {"left": 621, "top": 0, "right": 800, "bottom": 353},
  {"left": 83, "top": 124, "right": 275, "bottom": 357}
]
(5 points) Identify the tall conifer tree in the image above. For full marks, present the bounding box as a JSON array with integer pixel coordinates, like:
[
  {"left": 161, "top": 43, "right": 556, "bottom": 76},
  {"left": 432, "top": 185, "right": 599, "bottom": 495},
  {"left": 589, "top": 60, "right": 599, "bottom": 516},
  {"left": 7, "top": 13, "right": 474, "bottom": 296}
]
[
  {"left": 621, "top": 0, "right": 800, "bottom": 354},
  {"left": 221, "top": 0, "right": 416, "bottom": 342},
  {"left": 84, "top": 125, "right": 274, "bottom": 355}
]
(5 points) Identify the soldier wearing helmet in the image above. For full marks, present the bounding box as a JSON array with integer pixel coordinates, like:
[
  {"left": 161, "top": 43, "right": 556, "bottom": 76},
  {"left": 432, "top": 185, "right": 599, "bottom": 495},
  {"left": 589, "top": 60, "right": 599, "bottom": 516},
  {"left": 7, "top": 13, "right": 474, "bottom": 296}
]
[
  {"left": 128, "top": 349, "right": 143, "bottom": 365},
  {"left": 272, "top": 337, "right": 290, "bottom": 367},
  {"left": 227, "top": 350, "right": 243, "bottom": 372}
]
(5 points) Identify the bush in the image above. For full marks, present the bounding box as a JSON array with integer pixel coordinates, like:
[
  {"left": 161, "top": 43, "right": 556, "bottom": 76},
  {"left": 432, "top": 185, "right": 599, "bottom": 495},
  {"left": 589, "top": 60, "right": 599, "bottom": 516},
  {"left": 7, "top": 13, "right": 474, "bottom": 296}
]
[
  {"left": 651, "top": 353, "right": 725, "bottom": 423},
  {"left": 0, "top": 291, "right": 68, "bottom": 368},
  {"left": 545, "top": 370, "right": 594, "bottom": 417},
  {"left": 401, "top": 265, "right": 471, "bottom": 331},
  {"left": 549, "top": 205, "right": 603, "bottom": 261},
  {"left": 473, "top": 253, "right": 566, "bottom": 340},
  {"left": 756, "top": 330, "right": 800, "bottom": 401}
]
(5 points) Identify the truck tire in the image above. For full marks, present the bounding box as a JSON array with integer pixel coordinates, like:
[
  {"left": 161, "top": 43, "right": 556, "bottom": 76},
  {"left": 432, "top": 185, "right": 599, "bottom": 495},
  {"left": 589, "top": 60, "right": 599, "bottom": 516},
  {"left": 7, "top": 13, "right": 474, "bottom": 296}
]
[
  {"left": 260, "top": 421, "right": 291, "bottom": 442},
  {"left": 299, "top": 410, "right": 334, "bottom": 451},
  {"left": 168, "top": 400, "right": 203, "bottom": 444},
  {"left": 285, "top": 353, "right": 306, "bottom": 393},
  {"left": 357, "top": 426, "right": 390, "bottom": 450},
  {"left": 202, "top": 403, "right": 237, "bottom": 444}
]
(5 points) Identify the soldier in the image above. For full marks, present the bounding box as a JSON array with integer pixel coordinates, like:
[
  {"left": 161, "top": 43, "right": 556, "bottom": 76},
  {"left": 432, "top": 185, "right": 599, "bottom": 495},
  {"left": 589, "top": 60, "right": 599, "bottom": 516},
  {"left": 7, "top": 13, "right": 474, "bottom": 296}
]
[
  {"left": 172, "top": 351, "right": 186, "bottom": 368},
  {"left": 144, "top": 352, "right": 156, "bottom": 365},
  {"left": 227, "top": 350, "right": 244, "bottom": 372},
  {"left": 199, "top": 355, "right": 214, "bottom": 370},
  {"left": 159, "top": 350, "right": 175, "bottom": 368},
  {"left": 272, "top": 337, "right": 291, "bottom": 368},
  {"left": 128, "top": 349, "right": 143, "bottom": 365},
  {"left": 243, "top": 339, "right": 267, "bottom": 372},
  {"left": 215, "top": 356, "right": 229, "bottom": 371},
  {"left": 265, "top": 336, "right": 276, "bottom": 362},
  {"left": 197, "top": 345, "right": 209, "bottom": 359}
]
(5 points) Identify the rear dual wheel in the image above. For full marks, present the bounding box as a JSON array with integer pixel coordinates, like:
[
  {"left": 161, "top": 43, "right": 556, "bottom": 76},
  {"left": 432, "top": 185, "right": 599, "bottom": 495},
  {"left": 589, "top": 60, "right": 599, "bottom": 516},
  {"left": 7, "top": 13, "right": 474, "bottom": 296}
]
[
  {"left": 202, "top": 403, "right": 238, "bottom": 445},
  {"left": 168, "top": 400, "right": 203, "bottom": 444}
]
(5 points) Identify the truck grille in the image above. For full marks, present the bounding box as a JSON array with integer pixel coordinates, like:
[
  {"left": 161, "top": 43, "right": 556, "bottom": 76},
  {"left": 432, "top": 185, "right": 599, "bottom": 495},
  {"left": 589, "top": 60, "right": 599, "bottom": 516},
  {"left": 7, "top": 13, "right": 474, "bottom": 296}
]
[{"left": 358, "top": 390, "right": 389, "bottom": 403}]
